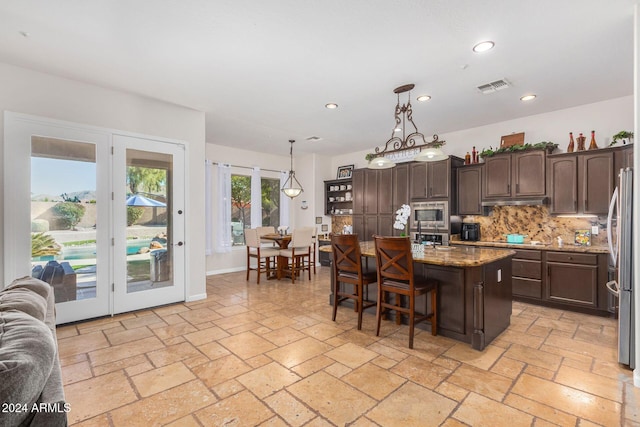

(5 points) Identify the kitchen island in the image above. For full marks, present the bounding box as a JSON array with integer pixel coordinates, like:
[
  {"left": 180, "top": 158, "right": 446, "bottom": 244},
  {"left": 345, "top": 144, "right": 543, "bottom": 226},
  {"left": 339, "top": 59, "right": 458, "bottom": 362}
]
[{"left": 322, "top": 242, "right": 516, "bottom": 351}]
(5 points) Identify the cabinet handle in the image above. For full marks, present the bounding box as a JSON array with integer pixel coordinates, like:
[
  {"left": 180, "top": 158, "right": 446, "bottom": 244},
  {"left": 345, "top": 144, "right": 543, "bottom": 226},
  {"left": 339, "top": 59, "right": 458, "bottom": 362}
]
[
  {"left": 547, "top": 265, "right": 550, "bottom": 279},
  {"left": 429, "top": 187, "right": 432, "bottom": 197},
  {"left": 574, "top": 200, "right": 577, "bottom": 211},
  {"left": 584, "top": 200, "right": 588, "bottom": 211},
  {"left": 516, "top": 183, "right": 520, "bottom": 194},
  {"left": 507, "top": 184, "right": 510, "bottom": 194}
]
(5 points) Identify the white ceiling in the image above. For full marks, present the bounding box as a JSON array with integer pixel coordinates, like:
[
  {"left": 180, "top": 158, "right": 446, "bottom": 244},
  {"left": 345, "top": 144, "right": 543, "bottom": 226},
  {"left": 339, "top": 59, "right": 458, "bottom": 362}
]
[{"left": 0, "top": 0, "right": 634, "bottom": 157}]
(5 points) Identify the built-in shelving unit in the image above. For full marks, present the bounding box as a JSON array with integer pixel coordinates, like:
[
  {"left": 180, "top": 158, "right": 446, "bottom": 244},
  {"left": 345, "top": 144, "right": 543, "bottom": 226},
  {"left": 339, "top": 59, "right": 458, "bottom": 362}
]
[{"left": 324, "top": 178, "right": 353, "bottom": 215}]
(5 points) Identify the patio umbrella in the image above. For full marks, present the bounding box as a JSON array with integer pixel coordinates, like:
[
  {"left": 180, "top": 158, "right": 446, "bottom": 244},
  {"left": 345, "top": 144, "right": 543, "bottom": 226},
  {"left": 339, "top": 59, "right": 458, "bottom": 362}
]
[{"left": 126, "top": 194, "right": 166, "bottom": 207}]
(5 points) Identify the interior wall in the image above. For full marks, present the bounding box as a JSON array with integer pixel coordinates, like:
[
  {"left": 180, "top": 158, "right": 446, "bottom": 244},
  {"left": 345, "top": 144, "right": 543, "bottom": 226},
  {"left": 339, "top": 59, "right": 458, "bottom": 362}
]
[
  {"left": 331, "top": 95, "right": 633, "bottom": 171},
  {"left": 0, "top": 62, "right": 206, "bottom": 300}
]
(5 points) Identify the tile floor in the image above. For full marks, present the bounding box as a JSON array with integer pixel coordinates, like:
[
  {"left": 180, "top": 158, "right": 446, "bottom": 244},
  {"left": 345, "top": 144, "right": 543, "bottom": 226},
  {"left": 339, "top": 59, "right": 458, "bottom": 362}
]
[{"left": 57, "top": 268, "right": 640, "bottom": 426}]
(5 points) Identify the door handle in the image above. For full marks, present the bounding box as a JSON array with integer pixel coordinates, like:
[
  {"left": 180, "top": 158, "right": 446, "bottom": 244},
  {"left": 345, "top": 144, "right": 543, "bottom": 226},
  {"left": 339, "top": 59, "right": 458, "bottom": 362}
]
[{"left": 174, "top": 241, "right": 184, "bottom": 247}]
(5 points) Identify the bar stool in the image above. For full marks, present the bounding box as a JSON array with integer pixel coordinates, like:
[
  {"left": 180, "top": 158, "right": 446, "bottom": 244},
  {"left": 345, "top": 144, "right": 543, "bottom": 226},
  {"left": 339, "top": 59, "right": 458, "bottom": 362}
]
[
  {"left": 331, "top": 234, "right": 377, "bottom": 330},
  {"left": 373, "top": 235, "right": 438, "bottom": 349}
]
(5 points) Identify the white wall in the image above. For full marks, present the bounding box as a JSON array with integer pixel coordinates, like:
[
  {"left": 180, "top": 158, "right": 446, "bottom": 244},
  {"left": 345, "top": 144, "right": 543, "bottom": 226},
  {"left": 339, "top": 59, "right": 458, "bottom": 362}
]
[
  {"left": 331, "top": 95, "right": 634, "bottom": 170},
  {"left": 0, "top": 62, "right": 207, "bottom": 300}
]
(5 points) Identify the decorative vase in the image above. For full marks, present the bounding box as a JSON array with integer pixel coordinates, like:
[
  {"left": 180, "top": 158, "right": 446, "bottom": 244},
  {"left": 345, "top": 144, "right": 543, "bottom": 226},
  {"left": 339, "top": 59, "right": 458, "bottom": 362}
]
[
  {"left": 588, "top": 130, "right": 598, "bottom": 150},
  {"left": 567, "top": 132, "right": 575, "bottom": 153},
  {"left": 576, "top": 133, "right": 586, "bottom": 151}
]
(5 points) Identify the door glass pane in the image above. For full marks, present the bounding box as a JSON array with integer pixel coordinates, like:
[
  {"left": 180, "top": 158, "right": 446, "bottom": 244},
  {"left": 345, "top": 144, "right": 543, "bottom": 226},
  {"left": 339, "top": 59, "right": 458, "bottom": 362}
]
[
  {"left": 126, "top": 149, "right": 172, "bottom": 293},
  {"left": 231, "top": 174, "right": 250, "bottom": 245},
  {"left": 31, "top": 136, "right": 97, "bottom": 302}
]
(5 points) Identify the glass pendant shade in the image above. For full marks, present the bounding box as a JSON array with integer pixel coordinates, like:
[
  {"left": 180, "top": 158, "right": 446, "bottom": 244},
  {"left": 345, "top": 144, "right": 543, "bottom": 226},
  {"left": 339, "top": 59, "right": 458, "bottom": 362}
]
[
  {"left": 414, "top": 146, "right": 448, "bottom": 162},
  {"left": 281, "top": 139, "right": 303, "bottom": 198},
  {"left": 367, "top": 156, "right": 396, "bottom": 169}
]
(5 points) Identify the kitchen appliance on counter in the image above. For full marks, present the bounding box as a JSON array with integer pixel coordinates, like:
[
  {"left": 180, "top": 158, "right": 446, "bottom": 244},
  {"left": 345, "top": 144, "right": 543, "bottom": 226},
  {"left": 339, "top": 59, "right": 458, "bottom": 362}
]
[
  {"left": 606, "top": 167, "right": 634, "bottom": 368},
  {"left": 461, "top": 223, "right": 481, "bottom": 241}
]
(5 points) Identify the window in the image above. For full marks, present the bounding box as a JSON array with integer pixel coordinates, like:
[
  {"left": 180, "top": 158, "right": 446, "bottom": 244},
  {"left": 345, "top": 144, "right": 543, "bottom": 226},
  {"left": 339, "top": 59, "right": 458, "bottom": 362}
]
[{"left": 230, "top": 174, "right": 280, "bottom": 246}]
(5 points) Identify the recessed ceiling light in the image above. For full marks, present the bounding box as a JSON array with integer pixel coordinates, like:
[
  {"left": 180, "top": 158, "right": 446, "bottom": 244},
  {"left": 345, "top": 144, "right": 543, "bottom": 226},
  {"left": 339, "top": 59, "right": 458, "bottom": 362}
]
[
  {"left": 325, "top": 103, "right": 338, "bottom": 109},
  {"left": 417, "top": 95, "right": 431, "bottom": 102},
  {"left": 473, "top": 41, "right": 494, "bottom": 53},
  {"left": 520, "top": 94, "right": 536, "bottom": 102}
]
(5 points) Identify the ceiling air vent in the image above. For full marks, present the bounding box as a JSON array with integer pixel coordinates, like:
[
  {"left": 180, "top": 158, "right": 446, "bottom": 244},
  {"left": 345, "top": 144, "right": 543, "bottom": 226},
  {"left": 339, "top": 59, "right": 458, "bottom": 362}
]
[
  {"left": 306, "top": 136, "right": 322, "bottom": 142},
  {"left": 477, "top": 79, "right": 510, "bottom": 94}
]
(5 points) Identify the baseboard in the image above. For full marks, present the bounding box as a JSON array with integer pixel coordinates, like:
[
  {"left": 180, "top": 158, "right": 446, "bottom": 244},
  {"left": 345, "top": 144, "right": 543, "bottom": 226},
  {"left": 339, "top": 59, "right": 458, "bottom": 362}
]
[
  {"left": 206, "top": 266, "right": 246, "bottom": 276},
  {"left": 186, "top": 293, "right": 207, "bottom": 302}
]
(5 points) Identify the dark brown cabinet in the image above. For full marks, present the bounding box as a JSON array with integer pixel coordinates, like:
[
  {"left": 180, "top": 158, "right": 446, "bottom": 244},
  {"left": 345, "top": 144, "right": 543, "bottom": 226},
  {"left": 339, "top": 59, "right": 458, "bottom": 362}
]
[
  {"left": 547, "top": 156, "right": 578, "bottom": 214},
  {"left": 512, "top": 249, "right": 543, "bottom": 300},
  {"left": 352, "top": 169, "right": 364, "bottom": 215},
  {"left": 409, "top": 158, "right": 461, "bottom": 200},
  {"left": 457, "top": 165, "right": 483, "bottom": 215},
  {"left": 352, "top": 168, "right": 393, "bottom": 238},
  {"left": 547, "top": 150, "right": 614, "bottom": 215},
  {"left": 377, "top": 168, "right": 393, "bottom": 215},
  {"left": 546, "top": 252, "right": 600, "bottom": 309},
  {"left": 483, "top": 151, "right": 546, "bottom": 199}
]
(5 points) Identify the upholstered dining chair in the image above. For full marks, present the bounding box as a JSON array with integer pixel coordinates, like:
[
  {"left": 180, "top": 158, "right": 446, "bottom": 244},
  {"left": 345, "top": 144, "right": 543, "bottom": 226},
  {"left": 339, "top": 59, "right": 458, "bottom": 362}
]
[
  {"left": 245, "top": 228, "right": 280, "bottom": 284},
  {"left": 331, "top": 234, "right": 377, "bottom": 330},
  {"left": 278, "top": 227, "right": 314, "bottom": 284},
  {"left": 257, "top": 226, "right": 276, "bottom": 246},
  {"left": 373, "top": 235, "right": 438, "bottom": 349}
]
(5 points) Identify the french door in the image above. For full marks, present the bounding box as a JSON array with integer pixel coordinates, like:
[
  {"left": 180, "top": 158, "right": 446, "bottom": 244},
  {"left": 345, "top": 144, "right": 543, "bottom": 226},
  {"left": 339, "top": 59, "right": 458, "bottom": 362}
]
[{"left": 4, "top": 113, "right": 185, "bottom": 324}]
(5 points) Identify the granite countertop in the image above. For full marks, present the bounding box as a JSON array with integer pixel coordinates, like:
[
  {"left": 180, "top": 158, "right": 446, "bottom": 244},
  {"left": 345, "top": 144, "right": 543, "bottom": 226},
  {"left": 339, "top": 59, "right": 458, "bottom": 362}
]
[
  {"left": 320, "top": 241, "right": 516, "bottom": 267},
  {"left": 450, "top": 238, "right": 609, "bottom": 254}
]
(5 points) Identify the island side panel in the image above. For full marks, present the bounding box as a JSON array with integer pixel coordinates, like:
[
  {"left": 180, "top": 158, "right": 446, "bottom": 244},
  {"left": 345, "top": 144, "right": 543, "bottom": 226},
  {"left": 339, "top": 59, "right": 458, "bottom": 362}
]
[{"left": 480, "top": 256, "right": 513, "bottom": 349}]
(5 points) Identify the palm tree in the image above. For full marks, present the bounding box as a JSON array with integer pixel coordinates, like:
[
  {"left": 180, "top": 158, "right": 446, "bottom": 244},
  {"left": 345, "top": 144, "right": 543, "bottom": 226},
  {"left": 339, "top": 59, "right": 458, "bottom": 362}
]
[{"left": 31, "top": 232, "right": 61, "bottom": 258}]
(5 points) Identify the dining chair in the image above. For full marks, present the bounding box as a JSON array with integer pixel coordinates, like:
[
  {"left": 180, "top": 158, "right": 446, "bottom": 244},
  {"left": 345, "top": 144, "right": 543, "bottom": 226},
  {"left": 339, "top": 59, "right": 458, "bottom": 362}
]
[
  {"left": 278, "top": 227, "right": 314, "bottom": 284},
  {"left": 257, "top": 226, "right": 277, "bottom": 247},
  {"left": 245, "top": 228, "right": 280, "bottom": 284},
  {"left": 331, "top": 234, "right": 377, "bottom": 330},
  {"left": 373, "top": 235, "right": 438, "bottom": 349}
]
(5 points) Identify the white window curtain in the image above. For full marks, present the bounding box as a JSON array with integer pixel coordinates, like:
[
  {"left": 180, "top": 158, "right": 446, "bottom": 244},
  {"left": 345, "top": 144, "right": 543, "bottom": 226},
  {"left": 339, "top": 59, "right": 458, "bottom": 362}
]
[
  {"left": 279, "top": 171, "right": 290, "bottom": 228},
  {"left": 205, "top": 160, "right": 213, "bottom": 255},
  {"left": 251, "top": 167, "right": 262, "bottom": 228},
  {"left": 215, "top": 163, "right": 232, "bottom": 253}
]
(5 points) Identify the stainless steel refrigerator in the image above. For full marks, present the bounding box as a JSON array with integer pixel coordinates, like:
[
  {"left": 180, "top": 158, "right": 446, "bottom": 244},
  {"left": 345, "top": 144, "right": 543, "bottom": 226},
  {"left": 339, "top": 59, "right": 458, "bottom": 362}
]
[{"left": 606, "top": 167, "right": 634, "bottom": 368}]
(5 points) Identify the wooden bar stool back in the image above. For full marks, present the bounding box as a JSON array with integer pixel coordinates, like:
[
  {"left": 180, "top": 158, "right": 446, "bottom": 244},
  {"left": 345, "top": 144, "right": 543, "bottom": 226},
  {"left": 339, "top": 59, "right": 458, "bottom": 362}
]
[
  {"left": 331, "top": 234, "right": 377, "bottom": 330},
  {"left": 245, "top": 228, "right": 280, "bottom": 284},
  {"left": 373, "top": 235, "right": 438, "bottom": 349}
]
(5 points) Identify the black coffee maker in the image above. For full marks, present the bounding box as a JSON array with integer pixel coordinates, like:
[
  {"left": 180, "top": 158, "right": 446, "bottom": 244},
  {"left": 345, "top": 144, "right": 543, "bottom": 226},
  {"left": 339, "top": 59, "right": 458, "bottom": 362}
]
[{"left": 461, "top": 223, "right": 481, "bottom": 241}]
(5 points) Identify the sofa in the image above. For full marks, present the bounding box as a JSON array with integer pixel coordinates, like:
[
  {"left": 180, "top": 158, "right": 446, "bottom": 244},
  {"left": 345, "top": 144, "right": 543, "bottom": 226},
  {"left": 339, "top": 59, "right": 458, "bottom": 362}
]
[{"left": 0, "top": 277, "right": 68, "bottom": 427}]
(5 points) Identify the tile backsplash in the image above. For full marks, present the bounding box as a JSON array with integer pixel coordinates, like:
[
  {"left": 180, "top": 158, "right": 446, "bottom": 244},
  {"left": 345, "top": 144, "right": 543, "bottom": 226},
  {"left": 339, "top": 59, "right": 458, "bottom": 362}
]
[{"left": 462, "top": 205, "right": 607, "bottom": 246}]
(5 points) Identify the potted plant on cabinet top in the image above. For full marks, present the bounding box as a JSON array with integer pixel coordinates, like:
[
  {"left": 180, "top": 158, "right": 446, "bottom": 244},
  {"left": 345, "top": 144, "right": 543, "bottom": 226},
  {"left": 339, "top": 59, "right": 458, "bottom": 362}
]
[{"left": 611, "top": 130, "right": 634, "bottom": 146}]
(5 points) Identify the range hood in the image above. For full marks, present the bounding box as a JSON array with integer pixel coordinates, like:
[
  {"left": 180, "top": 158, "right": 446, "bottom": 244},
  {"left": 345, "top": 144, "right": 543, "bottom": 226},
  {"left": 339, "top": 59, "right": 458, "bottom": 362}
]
[{"left": 481, "top": 197, "right": 548, "bottom": 207}]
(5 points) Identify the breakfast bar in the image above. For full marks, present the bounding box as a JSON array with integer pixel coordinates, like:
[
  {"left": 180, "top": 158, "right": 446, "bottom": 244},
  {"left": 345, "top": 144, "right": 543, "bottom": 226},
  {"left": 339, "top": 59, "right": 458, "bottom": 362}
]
[{"left": 323, "top": 242, "right": 516, "bottom": 350}]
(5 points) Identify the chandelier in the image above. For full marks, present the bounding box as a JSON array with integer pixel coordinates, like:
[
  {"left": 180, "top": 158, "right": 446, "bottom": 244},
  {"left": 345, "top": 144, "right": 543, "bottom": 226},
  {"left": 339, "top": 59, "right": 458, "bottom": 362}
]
[
  {"left": 281, "top": 139, "right": 304, "bottom": 198},
  {"left": 367, "top": 84, "right": 447, "bottom": 169}
]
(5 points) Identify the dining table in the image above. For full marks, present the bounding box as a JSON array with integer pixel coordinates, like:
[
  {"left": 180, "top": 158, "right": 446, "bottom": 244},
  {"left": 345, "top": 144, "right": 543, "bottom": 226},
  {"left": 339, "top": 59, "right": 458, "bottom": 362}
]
[{"left": 259, "top": 233, "right": 292, "bottom": 279}]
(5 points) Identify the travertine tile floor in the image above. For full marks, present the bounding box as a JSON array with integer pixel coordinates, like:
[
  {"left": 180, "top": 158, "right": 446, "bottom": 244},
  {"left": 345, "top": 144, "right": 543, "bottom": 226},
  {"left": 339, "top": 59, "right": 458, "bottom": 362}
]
[{"left": 57, "top": 268, "right": 640, "bottom": 426}]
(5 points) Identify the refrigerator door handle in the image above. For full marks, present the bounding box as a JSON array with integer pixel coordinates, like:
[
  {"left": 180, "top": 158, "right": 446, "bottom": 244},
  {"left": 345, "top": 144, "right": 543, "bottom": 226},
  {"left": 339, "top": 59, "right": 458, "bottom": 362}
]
[
  {"left": 606, "top": 280, "right": 620, "bottom": 296},
  {"left": 607, "top": 186, "right": 618, "bottom": 266}
]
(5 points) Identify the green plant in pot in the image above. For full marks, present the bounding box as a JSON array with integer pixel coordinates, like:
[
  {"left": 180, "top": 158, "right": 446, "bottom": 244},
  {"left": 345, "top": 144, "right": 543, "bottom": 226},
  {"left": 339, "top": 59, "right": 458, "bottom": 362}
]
[{"left": 611, "top": 131, "right": 634, "bottom": 146}]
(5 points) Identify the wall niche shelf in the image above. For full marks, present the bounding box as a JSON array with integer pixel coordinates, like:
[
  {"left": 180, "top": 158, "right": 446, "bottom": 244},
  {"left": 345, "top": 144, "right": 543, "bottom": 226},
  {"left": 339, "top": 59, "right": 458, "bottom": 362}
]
[{"left": 324, "top": 178, "right": 353, "bottom": 215}]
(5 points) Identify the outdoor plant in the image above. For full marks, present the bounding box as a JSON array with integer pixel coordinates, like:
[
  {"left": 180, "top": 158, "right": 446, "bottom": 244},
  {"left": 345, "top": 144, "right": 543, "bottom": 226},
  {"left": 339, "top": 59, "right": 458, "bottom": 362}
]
[
  {"left": 53, "top": 201, "right": 86, "bottom": 230},
  {"left": 127, "top": 206, "right": 144, "bottom": 226},
  {"left": 31, "top": 232, "right": 61, "bottom": 258}
]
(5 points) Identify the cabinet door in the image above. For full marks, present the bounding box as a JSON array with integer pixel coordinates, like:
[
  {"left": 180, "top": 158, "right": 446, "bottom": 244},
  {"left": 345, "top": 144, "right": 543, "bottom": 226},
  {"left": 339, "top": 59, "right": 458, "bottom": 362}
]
[
  {"left": 427, "top": 159, "right": 449, "bottom": 198},
  {"left": 363, "top": 214, "right": 379, "bottom": 241},
  {"left": 393, "top": 163, "right": 409, "bottom": 210},
  {"left": 457, "top": 166, "right": 482, "bottom": 215},
  {"left": 580, "top": 152, "right": 614, "bottom": 215},
  {"left": 409, "top": 162, "right": 427, "bottom": 199},
  {"left": 548, "top": 156, "right": 578, "bottom": 214},
  {"left": 352, "top": 215, "right": 364, "bottom": 239},
  {"left": 364, "top": 169, "right": 378, "bottom": 214},
  {"left": 546, "top": 262, "right": 598, "bottom": 308},
  {"left": 377, "top": 168, "right": 393, "bottom": 214},
  {"left": 377, "top": 214, "right": 394, "bottom": 237},
  {"left": 623, "top": 147, "right": 634, "bottom": 169},
  {"left": 352, "top": 169, "right": 364, "bottom": 215},
  {"left": 483, "top": 155, "right": 511, "bottom": 198},
  {"left": 513, "top": 151, "right": 546, "bottom": 196}
]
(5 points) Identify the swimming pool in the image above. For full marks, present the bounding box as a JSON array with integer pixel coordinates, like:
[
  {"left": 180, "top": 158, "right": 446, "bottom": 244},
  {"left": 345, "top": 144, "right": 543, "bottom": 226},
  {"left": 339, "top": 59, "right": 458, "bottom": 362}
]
[{"left": 33, "top": 238, "right": 157, "bottom": 261}]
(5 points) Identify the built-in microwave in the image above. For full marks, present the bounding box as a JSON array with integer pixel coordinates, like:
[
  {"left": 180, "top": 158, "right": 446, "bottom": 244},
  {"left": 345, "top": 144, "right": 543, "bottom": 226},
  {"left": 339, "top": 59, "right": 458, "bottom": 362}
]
[{"left": 410, "top": 201, "right": 448, "bottom": 231}]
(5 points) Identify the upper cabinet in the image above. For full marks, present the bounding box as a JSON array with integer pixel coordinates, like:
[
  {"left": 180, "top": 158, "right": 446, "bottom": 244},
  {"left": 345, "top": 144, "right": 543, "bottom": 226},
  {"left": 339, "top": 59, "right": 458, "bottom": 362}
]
[
  {"left": 483, "top": 151, "right": 546, "bottom": 199},
  {"left": 409, "top": 157, "right": 463, "bottom": 200},
  {"left": 457, "top": 165, "right": 483, "bottom": 215},
  {"left": 351, "top": 168, "right": 393, "bottom": 238},
  {"left": 547, "top": 150, "right": 614, "bottom": 215}
]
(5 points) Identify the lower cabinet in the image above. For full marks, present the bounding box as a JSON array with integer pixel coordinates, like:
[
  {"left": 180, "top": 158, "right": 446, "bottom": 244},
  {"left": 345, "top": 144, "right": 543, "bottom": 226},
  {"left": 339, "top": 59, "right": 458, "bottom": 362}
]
[{"left": 505, "top": 247, "right": 609, "bottom": 315}]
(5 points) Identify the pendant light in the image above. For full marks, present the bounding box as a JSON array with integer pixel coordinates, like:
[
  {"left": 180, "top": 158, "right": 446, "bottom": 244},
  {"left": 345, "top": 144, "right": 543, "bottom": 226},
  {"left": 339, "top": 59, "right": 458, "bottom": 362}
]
[
  {"left": 414, "top": 145, "right": 448, "bottom": 162},
  {"left": 281, "top": 139, "right": 304, "bottom": 198},
  {"left": 367, "top": 156, "right": 396, "bottom": 169}
]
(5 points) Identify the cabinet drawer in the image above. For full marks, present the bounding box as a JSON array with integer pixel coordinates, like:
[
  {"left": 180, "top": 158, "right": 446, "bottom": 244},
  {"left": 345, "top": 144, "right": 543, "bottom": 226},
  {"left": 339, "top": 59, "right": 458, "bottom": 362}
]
[
  {"left": 546, "top": 252, "right": 597, "bottom": 265},
  {"left": 512, "top": 259, "right": 542, "bottom": 279},
  {"left": 513, "top": 277, "right": 542, "bottom": 299},
  {"left": 513, "top": 249, "right": 541, "bottom": 260}
]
